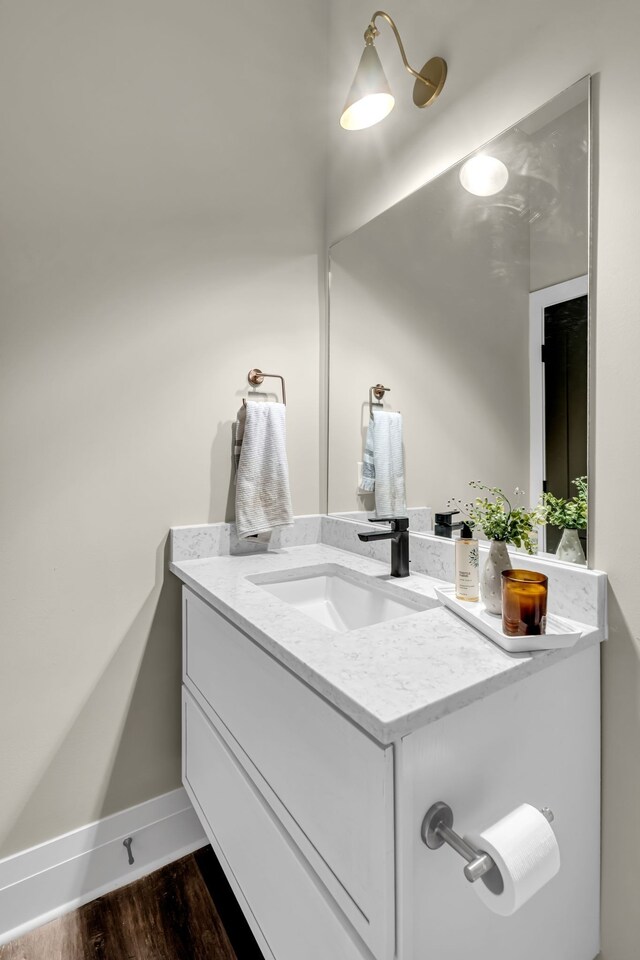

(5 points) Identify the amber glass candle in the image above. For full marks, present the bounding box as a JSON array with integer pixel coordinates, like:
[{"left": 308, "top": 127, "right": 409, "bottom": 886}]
[{"left": 501, "top": 570, "right": 548, "bottom": 636}]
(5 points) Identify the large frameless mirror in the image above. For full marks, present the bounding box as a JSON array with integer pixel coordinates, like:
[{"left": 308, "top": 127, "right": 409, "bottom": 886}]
[{"left": 328, "top": 78, "right": 590, "bottom": 564}]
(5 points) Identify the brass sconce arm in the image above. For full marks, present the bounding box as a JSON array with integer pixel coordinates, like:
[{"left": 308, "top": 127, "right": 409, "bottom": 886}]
[{"left": 365, "top": 11, "right": 436, "bottom": 90}]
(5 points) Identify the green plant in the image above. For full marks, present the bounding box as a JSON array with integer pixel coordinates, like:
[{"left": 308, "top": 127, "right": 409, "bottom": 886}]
[
  {"left": 544, "top": 476, "right": 588, "bottom": 530},
  {"left": 449, "top": 482, "right": 547, "bottom": 555}
]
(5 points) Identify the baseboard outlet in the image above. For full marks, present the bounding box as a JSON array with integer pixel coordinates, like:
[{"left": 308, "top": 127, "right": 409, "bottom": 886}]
[{"left": 0, "top": 787, "right": 207, "bottom": 947}]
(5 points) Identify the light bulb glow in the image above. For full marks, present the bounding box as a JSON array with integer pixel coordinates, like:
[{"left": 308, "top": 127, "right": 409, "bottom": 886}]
[
  {"left": 459, "top": 155, "right": 509, "bottom": 197},
  {"left": 340, "top": 93, "right": 395, "bottom": 131}
]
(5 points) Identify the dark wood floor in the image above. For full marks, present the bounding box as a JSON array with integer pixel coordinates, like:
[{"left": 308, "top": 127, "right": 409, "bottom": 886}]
[{"left": 0, "top": 847, "right": 265, "bottom": 960}]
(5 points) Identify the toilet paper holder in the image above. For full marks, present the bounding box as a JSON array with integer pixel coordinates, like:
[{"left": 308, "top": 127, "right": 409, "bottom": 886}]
[{"left": 421, "top": 801, "right": 554, "bottom": 883}]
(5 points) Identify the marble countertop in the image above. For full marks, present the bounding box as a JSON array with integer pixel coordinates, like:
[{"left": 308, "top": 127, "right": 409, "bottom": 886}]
[{"left": 170, "top": 543, "right": 600, "bottom": 744}]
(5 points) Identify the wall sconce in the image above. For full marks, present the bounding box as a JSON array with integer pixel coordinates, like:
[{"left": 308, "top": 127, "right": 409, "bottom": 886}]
[{"left": 340, "top": 10, "right": 447, "bottom": 131}]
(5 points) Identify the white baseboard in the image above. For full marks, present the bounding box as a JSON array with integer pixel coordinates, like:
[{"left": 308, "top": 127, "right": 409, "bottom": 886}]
[{"left": 0, "top": 787, "right": 207, "bottom": 947}]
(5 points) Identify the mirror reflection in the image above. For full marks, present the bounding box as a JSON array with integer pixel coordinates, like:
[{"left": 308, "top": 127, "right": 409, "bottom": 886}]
[{"left": 328, "top": 78, "right": 590, "bottom": 563}]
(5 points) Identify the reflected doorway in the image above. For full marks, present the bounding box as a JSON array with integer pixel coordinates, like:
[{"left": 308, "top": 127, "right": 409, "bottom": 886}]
[{"left": 529, "top": 276, "right": 588, "bottom": 554}]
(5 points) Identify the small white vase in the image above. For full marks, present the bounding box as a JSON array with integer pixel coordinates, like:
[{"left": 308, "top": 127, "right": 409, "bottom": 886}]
[
  {"left": 556, "top": 528, "right": 586, "bottom": 564},
  {"left": 481, "top": 540, "right": 512, "bottom": 615}
]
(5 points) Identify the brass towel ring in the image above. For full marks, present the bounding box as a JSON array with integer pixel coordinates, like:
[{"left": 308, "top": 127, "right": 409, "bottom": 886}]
[{"left": 243, "top": 368, "right": 287, "bottom": 406}]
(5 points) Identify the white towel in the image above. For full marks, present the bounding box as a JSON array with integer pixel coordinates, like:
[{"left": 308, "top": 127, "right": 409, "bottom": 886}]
[
  {"left": 235, "top": 401, "right": 294, "bottom": 540},
  {"left": 368, "top": 410, "right": 406, "bottom": 517}
]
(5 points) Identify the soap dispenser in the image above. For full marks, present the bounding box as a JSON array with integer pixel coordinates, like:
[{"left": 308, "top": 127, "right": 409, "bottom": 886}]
[{"left": 455, "top": 523, "right": 479, "bottom": 601}]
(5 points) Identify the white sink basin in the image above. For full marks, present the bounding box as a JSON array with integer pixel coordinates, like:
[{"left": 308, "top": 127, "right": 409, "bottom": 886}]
[{"left": 249, "top": 563, "right": 437, "bottom": 633}]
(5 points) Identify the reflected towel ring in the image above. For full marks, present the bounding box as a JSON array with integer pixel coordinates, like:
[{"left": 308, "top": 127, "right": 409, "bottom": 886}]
[{"left": 369, "top": 383, "right": 398, "bottom": 418}]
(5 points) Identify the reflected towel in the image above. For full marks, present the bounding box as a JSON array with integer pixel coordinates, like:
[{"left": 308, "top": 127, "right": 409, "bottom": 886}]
[
  {"left": 235, "top": 401, "right": 294, "bottom": 540},
  {"left": 369, "top": 410, "right": 406, "bottom": 517}
]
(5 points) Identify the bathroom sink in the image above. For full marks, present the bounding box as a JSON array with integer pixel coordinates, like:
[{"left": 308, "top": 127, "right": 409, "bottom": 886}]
[{"left": 249, "top": 563, "right": 437, "bottom": 633}]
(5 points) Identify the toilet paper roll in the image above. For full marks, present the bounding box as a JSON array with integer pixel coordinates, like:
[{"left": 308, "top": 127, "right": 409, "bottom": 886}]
[{"left": 464, "top": 803, "right": 560, "bottom": 916}]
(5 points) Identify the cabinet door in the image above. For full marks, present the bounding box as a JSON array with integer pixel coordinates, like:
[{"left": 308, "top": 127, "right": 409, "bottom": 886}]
[
  {"left": 184, "top": 690, "right": 369, "bottom": 960},
  {"left": 183, "top": 588, "right": 394, "bottom": 960}
]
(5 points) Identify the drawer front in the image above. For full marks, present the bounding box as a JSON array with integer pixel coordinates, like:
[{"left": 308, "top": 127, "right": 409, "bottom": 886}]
[
  {"left": 183, "top": 690, "right": 368, "bottom": 960},
  {"left": 183, "top": 587, "right": 394, "bottom": 959}
]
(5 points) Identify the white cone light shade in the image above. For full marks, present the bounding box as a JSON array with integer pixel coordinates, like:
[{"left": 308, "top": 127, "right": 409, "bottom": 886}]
[
  {"left": 459, "top": 155, "right": 509, "bottom": 197},
  {"left": 340, "top": 44, "right": 395, "bottom": 130}
]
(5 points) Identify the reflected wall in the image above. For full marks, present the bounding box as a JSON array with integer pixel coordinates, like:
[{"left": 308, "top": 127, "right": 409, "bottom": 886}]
[{"left": 328, "top": 80, "right": 589, "bottom": 556}]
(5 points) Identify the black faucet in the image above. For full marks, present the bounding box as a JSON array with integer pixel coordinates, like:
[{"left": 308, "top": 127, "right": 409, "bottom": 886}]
[
  {"left": 434, "top": 509, "right": 464, "bottom": 538},
  {"left": 357, "top": 517, "right": 410, "bottom": 578}
]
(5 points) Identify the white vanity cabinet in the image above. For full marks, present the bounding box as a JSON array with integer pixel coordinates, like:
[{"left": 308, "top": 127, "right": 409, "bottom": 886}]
[
  {"left": 180, "top": 576, "right": 601, "bottom": 960},
  {"left": 182, "top": 587, "right": 395, "bottom": 960}
]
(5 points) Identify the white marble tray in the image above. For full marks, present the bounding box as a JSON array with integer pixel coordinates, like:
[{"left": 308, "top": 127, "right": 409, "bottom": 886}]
[{"left": 434, "top": 585, "right": 583, "bottom": 653}]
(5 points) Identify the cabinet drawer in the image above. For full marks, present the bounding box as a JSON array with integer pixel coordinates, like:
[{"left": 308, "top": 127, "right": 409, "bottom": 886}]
[
  {"left": 183, "top": 587, "right": 394, "bottom": 960},
  {"left": 183, "top": 690, "right": 368, "bottom": 960}
]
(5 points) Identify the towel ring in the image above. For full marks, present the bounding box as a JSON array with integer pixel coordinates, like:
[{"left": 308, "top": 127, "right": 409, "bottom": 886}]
[
  {"left": 369, "top": 383, "right": 390, "bottom": 418},
  {"left": 243, "top": 369, "right": 287, "bottom": 406}
]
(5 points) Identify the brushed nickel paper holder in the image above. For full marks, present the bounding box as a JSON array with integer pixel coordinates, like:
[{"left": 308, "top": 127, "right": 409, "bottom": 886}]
[{"left": 421, "top": 801, "right": 554, "bottom": 883}]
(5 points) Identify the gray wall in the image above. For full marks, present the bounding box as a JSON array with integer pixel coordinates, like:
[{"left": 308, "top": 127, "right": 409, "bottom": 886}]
[
  {"left": 0, "top": 0, "right": 326, "bottom": 857},
  {"left": 328, "top": 2, "right": 639, "bottom": 956}
]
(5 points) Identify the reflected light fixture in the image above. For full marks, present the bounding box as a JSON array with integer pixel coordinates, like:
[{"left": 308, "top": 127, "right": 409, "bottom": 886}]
[
  {"left": 340, "top": 11, "right": 447, "bottom": 131},
  {"left": 459, "top": 155, "right": 509, "bottom": 197}
]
